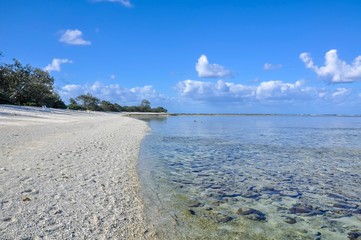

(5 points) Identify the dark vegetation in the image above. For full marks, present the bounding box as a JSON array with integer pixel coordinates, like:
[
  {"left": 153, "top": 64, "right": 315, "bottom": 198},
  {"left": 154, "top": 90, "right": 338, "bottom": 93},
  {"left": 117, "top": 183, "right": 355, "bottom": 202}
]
[
  {"left": 0, "top": 56, "right": 66, "bottom": 108},
  {"left": 68, "top": 94, "right": 167, "bottom": 113},
  {"left": 0, "top": 53, "right": 167, "bottom": 113}
]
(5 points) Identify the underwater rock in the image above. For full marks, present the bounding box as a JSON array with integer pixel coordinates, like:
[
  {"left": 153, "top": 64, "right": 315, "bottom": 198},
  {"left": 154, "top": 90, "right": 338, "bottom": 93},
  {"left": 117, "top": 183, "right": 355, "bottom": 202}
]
[
  {"left": 187, "top": 199, "right": 201, "bottom": 208},
  {"left": 237, "top": 207, "right": 261, "bottom": 215},
  {"left": 330, "top": 209, "right": 352, "bottom": 218},
  {"left": 260, "top": 186, "right": 280, "bottom": 195},
  {"left": 220, "top": 193, "right": 242, "bottom": 198},
  {"left": 210, "top": 200, "right": 223, "bottom": 206},
  {"left": 348, "top": 231, "right": 361, "bottom": 240},
  {"left": 246, "top": 214, "right": 266, "bottom": 221},
  {"left": 197, "top": 173, "right": 211, "bottom": 177},
  {"left": 204, "top": 205, "right": 213, "bottom": 211},
  {"left": 333, "top": 202, "right": 358, "bottom": 209},
  {"left": 188, "top": 209, "right": 196, "bottom": 215},
  {"left": 237, "top": 208, "right": 266, "bottom": 221},
  {"left": 289, "top": 205, "right": 313, "bottom": 214},
  {"left": 327, "top": 193, "right": 346, "bottom": 200},
  {"left": 289, "top": 205, "right": 326, "bottom": 216},
  {"left": 216, "top": 215, "right": 233, "bottom": 223},
  {"left": 354, "top": 209, "right": 361, "bottom": 214},
  {"left": 181, "top": 180, "right": 193, "bottom": 185},
  {"left": 284, "top": 216, "right": 297, "bottom": 224},
  {"left": 315, "top": 231, "right": 322, "bottom": 240},
  {"left": 241, "top": 192, "right": 261, "bottom": 199},
  {"left": 201, "top": 184, "right": 213, "bottom": 189}
]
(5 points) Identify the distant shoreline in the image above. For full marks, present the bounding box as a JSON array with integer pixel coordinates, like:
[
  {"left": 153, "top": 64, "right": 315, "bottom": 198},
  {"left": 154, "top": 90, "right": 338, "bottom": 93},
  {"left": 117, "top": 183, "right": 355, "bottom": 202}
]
[
  {"left": 1, "top": 104, "right": 360, "bottom": 118},
  {"left": 126, "top": 112, "right": 361, "bottom": 117}
]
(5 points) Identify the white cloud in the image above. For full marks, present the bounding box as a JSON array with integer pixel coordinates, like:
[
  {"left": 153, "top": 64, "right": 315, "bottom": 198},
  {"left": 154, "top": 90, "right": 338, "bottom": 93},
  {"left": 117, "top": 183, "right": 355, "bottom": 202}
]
[
  {"left": 177, "top": 80, "right": 254, "bottom": 100},
  {"left": 176, "top": 79, "right": 361, "bottom": 111},
  {"left": 255, "top": 80, "right": 310, "bottom": 100},
  {"left": 92, "top": 0, "right": 132, "bottom": 8},
  {"left": 59, "top": 81, "right": 164, "bottom": 105},
  {"left": 110, "top": 74, "right": 116, "bottom": 80},
  {"left": 59, "top": 29, "right": 91, "bottom": 45},
  {"left": 300, "top": 49, "right": 361, "bottom": 83},
  {"left": 44, "top": 58, "right": 72, "bottom": 72},
  {"left": 62, "top": 84, "right": 82, "bottom": 92},
  {"left": 196, "top": 55, "right": 233, "bottom": 78},
  {"left": 263, "top": 63, "right": 283, "bottom": 71},
  {"left": 57, "top": 80, "right": 359, "bottom": 113},
  {"left": 322, "top": 87, "right": 354, "bottom": 105},
  {"left": 130, "top": 85, "right": 161, "bottom": 99},
  {"left": 332, "top": 88, "right": 350, "bottom": 97},
  {"left": 177, "top": 79, "right": 322, "bottom": 102}
]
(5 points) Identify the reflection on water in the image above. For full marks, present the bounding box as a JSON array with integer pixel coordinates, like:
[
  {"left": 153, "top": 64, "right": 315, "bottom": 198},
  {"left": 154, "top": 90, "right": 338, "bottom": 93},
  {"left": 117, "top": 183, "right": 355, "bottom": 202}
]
[{"left": 138, "top": 116, "right": 361, "bottom": 239}]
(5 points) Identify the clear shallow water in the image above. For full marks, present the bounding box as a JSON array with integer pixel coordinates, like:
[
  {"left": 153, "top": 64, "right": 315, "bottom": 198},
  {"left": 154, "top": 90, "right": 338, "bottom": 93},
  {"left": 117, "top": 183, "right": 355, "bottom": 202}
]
[{"left": 138, "top": 116, "right": 361, "bottom": 239}]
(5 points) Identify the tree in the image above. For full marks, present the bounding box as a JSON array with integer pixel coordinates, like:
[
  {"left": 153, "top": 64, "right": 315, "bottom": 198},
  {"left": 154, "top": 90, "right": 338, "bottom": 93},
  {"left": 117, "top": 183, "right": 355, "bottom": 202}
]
[
  {"left": 100, "top": 100, "right": 119, "bottom": 112},
  {"left": 113, "top": 103, "right": 123, "bottom": 112},
  {"left": 0, "top": 58, "right": 66, "bottom": 108},
  {"left": 68, "top": 98, "right": 83, "bottom": 110},
  {"left": 140, "top": 99, "right": 151, "bottom": 112},
  {"left": 67, "top": 95, "right": 167, "bottom": 113},
  {"left": 43, "top": 92, "right": 67, "bottom": 109},
  {"left": 0, "top": 56, "right": 11, "bottom": 104},
  {"left": 75, "top": 93, "right": 101, "bottom": 111},
  {"left": 152, "top": 106, "right": 168, "bottom": 113}
]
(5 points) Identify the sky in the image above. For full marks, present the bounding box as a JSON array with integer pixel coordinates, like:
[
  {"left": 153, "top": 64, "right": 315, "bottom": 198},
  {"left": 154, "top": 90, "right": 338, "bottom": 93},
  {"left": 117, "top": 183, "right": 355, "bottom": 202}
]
[{"left": 1, "top": 0, "right": 361, "bottom": 114}]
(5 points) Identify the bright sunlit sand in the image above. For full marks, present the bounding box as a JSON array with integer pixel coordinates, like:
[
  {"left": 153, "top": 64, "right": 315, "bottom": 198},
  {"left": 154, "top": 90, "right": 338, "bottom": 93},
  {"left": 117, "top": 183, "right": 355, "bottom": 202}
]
[{"left": 0, "top": 105, "right": 154, "bottom": 239}]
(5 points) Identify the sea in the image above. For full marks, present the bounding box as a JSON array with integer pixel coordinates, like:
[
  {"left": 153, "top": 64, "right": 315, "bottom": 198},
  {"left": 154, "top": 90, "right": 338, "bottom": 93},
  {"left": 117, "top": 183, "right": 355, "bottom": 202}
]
[{"left": 137, "top": 115, "right": 361, "bottom": 240}]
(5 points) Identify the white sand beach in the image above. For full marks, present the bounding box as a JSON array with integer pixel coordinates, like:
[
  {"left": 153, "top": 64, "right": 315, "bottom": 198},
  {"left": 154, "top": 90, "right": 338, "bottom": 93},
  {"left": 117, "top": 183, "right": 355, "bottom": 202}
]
[{"left": 0, "top": 105, "right": 153, "bottom": 239}]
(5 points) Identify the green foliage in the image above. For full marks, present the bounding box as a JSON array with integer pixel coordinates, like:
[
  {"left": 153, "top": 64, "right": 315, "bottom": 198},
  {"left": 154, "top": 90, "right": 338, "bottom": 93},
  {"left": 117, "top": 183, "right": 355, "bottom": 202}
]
[
  {"left": 68, "top": 95, "right": 168, "bottom": 113},
  {"left": 75, "top": 93, "right": 101, "bottom": 111},
  {"left": 140, "top": 99, "right": 151, "bottom": 112},
  {"left": 152, "top": 106, "right": 168, "bottom": 113},
  {"left": 0, "top": 58, "right": 66, "bottom": 108},
  {"left": 113, "top": 103, "right": 123, "bottom": 112},
  {"left": 68, "top": 98, "right": 83, "bottom": 110},
  {"left": 100, "top": 101, "right": 122, "bottom": 112}
]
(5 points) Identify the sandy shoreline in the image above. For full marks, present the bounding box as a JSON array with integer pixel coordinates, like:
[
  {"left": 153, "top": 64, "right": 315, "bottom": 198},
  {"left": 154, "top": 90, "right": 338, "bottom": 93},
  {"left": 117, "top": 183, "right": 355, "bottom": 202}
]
[{"left": 0, "top": 105, "right": 153, "bottom": 239}]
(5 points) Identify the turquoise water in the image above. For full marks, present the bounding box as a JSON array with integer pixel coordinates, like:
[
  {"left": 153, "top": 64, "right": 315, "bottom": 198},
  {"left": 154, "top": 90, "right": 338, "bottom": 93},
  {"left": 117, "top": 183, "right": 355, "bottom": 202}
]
[{"left": 138, "top": 116, "right": 361, "bottom": 239}]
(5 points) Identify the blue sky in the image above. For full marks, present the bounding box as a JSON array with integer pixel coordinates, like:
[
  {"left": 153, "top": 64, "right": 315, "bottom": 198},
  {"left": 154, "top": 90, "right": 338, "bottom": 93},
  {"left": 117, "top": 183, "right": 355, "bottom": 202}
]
[{"left": 1, "top": 0, "right": 361, "bottom": 114}]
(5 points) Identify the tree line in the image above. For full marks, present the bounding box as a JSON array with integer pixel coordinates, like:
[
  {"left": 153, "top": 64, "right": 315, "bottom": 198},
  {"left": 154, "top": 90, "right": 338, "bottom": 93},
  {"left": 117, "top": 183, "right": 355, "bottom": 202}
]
[
  {"left": 0, "top": 55, "right": 167, "bottom": 113},
  {"left": 68, "top": 94, "right": 167, "bottom": 113}
]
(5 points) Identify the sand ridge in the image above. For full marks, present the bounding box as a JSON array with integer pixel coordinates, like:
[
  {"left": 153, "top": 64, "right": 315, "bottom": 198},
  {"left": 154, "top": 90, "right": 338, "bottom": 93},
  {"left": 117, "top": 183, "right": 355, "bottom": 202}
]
[{"left": 0, "top": 105, "right": 154, "bottom": 239}]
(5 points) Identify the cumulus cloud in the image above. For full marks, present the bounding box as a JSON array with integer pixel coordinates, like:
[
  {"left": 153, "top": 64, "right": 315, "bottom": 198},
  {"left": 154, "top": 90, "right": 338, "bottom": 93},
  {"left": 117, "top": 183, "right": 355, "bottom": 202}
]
[
  {"left": 255, "top": 80, "right": 310, "bottom": 100},
  {"left": 59, "top": 29, "right": 91, "bottom": 45},
  {"left": 44, "top": 58, "right": 72, "bottom": 72},
  {"left": 62, "top": 84, "right": 82, "bottom": 92},
  {"left": 177, "top": 80, "right": 253, "bottom": 100},
  {"left": 177, "top": 79, "right": 329, "bottom": 102},
  {"left": 92, "top": 0, "right": 132, "bottom": 7},
  {"left": 196, "top": 55, "right": 233, "bottom": 78},
  {"left": 59, "top": 81, "right": 164, "bottom": 105},
  {"left": 263, "top": 63, "right": 283, "bottom": 71},
  {"left": 300, "top": 49, "right": 361, "bottom": 83}
]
